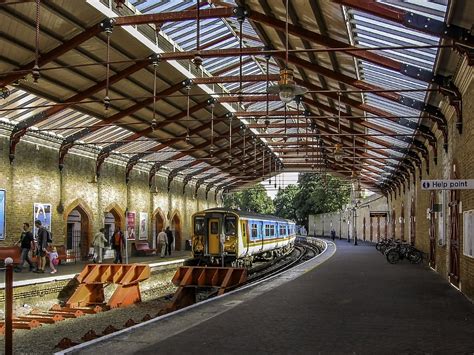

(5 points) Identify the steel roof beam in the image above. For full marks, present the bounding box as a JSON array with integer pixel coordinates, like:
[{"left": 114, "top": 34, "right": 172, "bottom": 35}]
[
  {"left": 113, "top": 7, "right": 243, "bottom": 26},
  {"left": 0, "top": 21, "right": 104, "bottom": 88},
  {"left": 247, "top": 8, "right": 454, "bottom": 88},
  {"left": 333, "top": 0, "right": 474, "bottom": 48},
  {"left": 8, "top": 59, "right": 151, "bottom": 163},
  {"left": 58, "top": 79, "right": 188, "bottom": 168},
  {"left": 95, "top": 97, "right": 213, "bottom": 176},
  {"left": 278, "top": 52, "right": 447, "bottom": 129}
]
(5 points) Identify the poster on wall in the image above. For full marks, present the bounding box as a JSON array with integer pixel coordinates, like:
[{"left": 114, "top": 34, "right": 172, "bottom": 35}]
[
  {"left": 33, "top": 203, "right": 52, "bottom": 237},
  {"left": 139, "top": 212, "right": 148, "bottom": 240},
  {"left": 126, "top": 211, "right": 136, "bottom": 240},
  {"left": 0, "top": 190, "right": 5, "bottom": 240}
]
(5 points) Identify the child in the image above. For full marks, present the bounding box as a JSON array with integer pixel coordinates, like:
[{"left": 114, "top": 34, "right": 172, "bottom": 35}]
[{"left": 47, "top": 246, "right": 59, "bottom": 274}]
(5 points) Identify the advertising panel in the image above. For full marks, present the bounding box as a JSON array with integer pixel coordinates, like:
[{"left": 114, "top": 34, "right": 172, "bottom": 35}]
[
  {"left": 139, "top": 212, "right": 148, "bottom": 240},
  {"left": 126, "top": 211, "right": 136, "bottom": 240},
  {"left": 33, "top": 203, "right": 52, "bottom": 237}
]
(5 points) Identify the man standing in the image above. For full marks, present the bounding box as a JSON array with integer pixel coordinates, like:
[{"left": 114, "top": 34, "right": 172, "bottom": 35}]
[
  {"left": 92, "top": 228, "right": 108, "bottom": 263},
  {"left": 165, "top": 226, "right": 174, "bottom": 256},
  {"left": 14, "top": 222, "right": 35, "bottom": 272},
  {"left": 157, "top": 228, "right": 167, "bottom": 258},
  {"left": 112, "top": 226, "right": 125, "bottom": 264},
  {"left": 34, "top": 220, "right": 48, "bottom": 273}
]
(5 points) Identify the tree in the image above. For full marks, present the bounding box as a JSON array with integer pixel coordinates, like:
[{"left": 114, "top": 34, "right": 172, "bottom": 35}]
[
  {"left": 223, "top": 184, "right": 274, "bottom": 214},
  {"left": 274, "top": 184, "right": 299, "bottom": 221},
  {"left": 293, "top": 173, "right": 351, "bottom": 228}
]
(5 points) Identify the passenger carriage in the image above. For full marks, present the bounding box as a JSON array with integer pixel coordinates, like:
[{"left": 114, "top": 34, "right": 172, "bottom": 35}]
[{"left": 190, "top": 208, "right": 296, "bottom": 267}]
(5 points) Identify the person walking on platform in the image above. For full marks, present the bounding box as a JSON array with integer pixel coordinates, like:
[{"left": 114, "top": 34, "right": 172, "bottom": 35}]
[
  {"left": 157, "top": 228, "right": 167, "bottom": 258},
  {"left": 92, "top": 228, "right": 108, "bottom": 263},
  {"left": 34, "top": 220, "right": 48, "bottom": 273},
  {"left": 331, "top": 228, "right": 336, "bottom": 241},
  {"left": 165, "top": 226, "right": 174, "bottom": 256},
  {"left": 14, "top": 222, "right": 36, "bottom": 272},
  {"left": 112, "top": 226, "right": 125, "bottom": 264}
]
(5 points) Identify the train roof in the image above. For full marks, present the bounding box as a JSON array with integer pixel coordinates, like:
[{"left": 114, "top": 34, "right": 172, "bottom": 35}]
[{"left": 199, "top": 208, "right": 295, "bottom": 224}]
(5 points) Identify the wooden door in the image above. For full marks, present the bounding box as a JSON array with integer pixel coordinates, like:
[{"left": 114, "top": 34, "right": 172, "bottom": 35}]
[{"left": 449, "top": 186, "right": 460, "bottom": 286}]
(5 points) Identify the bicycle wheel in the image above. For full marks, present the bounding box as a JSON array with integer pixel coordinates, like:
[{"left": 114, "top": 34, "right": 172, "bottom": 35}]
[
  {"left": 408, "top": 250, "right": 423, "bottom": 264},
  {"left": 375, "top": 242, "right": 382, "bottom": 251},
  {"left": 386, "top": 250, "right": 400, "bottom": 264}
]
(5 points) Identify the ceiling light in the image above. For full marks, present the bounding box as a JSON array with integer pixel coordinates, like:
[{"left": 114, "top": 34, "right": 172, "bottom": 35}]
[
  {"left": 268, "top": 68, "right": 307, "bottom": 104},
  {"left": 334, "top": 143, "right": 344, "bottom": 162}
]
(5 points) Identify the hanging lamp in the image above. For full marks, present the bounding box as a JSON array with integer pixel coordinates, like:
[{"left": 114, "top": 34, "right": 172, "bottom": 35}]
[{"left": 267, "top": 0, "right": 307, "bottom": 103}]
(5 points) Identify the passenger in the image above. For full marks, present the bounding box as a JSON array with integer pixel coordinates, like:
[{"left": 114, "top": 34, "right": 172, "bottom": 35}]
[
  {"left": 14, "top": 222, "right": 36, "bottom": 272},
  {"left": 165, "top": 226, "right": 174, "bottom": 257},
  {"left": 33, "top": 220, "right": 48, "bottom": 274},
  {"left": 157, "top": 228, "right": 167, "bottom": 258},
  {"left": 112, "top": 226, "right": 125, "bottom": 264},
  {"left": 47, "top": 246, "right": 59, "bottom": 274},
  {"left": 92, "top": 228, "right": 108, "bottom": 263},
  {"left": 331, "top": 228, "right": 336, "bottom": 241}
]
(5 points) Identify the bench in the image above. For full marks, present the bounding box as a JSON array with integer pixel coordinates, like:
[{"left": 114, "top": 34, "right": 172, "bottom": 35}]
[
  {"left": 52, "top": 245, "right": 76, "bottom": 264},
  {"left": 132, "top": 242, "right": 156, "bottom": 256},
  {"left": 0, "top": 246, "right": 22, "bottom": 265}
]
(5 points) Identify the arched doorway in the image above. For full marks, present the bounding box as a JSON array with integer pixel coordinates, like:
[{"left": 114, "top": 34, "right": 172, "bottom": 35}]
[
  {"left": 171, "top": 213, "right": 182, "bottom": 251},
  {"left": 103, "top": 205, "right": 124, "bottom": 245},
  {"left": 65, "top": 204, "right": 92, "bottom": 261},
  {"left": 152, "top": 208, "right": 165, "bottom": 249}
]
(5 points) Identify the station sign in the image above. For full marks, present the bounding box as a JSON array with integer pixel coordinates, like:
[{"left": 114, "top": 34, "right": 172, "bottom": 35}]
[{"left": 421, "top": 179, "right": 474, "bottom": 190}]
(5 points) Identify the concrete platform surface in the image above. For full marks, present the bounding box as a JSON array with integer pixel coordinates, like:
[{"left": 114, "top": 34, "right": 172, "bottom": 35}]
[{"left": 65, "top": 239, "right": 474, "bottom": 354}]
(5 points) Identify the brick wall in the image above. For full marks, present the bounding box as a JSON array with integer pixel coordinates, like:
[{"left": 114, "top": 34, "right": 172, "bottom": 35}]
[
  {"left": 310, "top": 57, "right": 474, "bottom": 301},
  {"left": 0, "top": 132, "right": 218, "bottom": 252}
]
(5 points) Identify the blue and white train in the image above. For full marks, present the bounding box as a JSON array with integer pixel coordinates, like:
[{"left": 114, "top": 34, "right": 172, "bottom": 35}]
[{"left": 190, "top": 208, "right": 296, "bottom": 267}]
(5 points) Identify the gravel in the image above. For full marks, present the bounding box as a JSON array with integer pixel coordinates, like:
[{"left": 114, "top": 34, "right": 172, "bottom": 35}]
[{"left": 0, "top": 282, "right": 177, "bottom": 354}]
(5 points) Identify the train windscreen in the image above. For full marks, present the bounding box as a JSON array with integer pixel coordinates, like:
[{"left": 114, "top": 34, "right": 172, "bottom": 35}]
[{"left": 194, "top": 217, "right": 205, "bottom": 235}]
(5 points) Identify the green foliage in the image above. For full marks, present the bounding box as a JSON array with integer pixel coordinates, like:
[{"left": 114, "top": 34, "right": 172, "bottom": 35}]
[
  {"left": 293, "top": 173, "right": 350, "bottom": 227},
  {"left": 273, "top": 173, "right": 350, "bottom": 228},
  {"left": 274, "top": 184, "right": 299, "bottom": 221},
  {"left": 223, "top": 184, "right": 274, "bottom": 215}
]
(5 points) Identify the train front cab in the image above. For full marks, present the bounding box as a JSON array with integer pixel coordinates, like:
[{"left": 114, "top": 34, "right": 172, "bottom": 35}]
[{"left": 191, "top": 210, "right": 239, "bottom": 265}]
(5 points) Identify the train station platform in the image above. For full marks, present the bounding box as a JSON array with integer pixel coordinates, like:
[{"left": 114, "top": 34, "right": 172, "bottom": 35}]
[
  {"left": 0, "top": 251, "right": 191, "bottom": 289},
  {"left": 66, "top": 238, "right": 474, "bottom": 354}
]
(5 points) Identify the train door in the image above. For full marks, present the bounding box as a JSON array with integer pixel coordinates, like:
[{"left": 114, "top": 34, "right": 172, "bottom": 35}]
[
  {"left": 241, "top": 220, "right": 248, "bottom": 244},
  {"left": 208, "top": 218, "right": 220, "bottom": 254}
]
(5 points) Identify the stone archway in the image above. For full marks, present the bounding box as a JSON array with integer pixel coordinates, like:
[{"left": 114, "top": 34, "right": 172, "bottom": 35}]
[
  {"left": 152, "top": 207, "right": 166, "bottom": 248},
  {"left": 64, "top": 199, "right": 94, "bottom": 261},
  {"left": 170, "top": 210, "right": 182, "bottom": 251},
  {"left": 104, "top": 203, "right": 125, "bottom": 245}
]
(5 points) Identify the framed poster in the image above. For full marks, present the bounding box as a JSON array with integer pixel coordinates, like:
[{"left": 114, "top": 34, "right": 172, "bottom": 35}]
[
  {"left": 139, "top": 212, "right": 148, "bottom": 240},
  {"left": 0, "top": 190, "right": 5, "bottom": 240},
  {"left": 463, "top": 210, "right": 474, "bottom": 258},
  {"left": 126, "top": 211, "right": 136, "bottom": 240},
  {"left": 33, "top": 203, "right": 52, "bottom": 237}
]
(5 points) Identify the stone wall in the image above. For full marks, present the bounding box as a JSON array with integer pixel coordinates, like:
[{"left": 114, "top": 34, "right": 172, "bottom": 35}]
[{"left": 0, "top": 130, "right": 218, "bottom": 252}]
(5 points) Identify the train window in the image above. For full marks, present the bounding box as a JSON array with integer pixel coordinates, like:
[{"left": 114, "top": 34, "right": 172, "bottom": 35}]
[
  {"left": 251, "top": 224, "right": 258, "bottom": 239},
  {"left": 194, "top": 217, "right": 205, "bottom": 235},
  {"left": 225, "top": 216, "right": 236, "bottom": 235},
  {"left": 210, "top": 221, "right": 219, "bottom": 234},
  {"left": 265, "top": 224, "right": 270, "bottom": 237},
  {"left": 270, "top": 225, "right": 275, "bottom": 237}
]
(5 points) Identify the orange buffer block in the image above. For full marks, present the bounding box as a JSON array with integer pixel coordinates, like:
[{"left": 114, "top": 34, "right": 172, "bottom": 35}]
[
  {"left": 168, "top": 266, "right": 247, "bottom": 311},
  {"left": 66, "top": 264, "right": 150, "bottom": 309}
]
